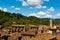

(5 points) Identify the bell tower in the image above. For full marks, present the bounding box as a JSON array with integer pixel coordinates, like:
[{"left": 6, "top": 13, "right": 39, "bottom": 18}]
[{"left": 50, "top": 19, "right": 54, "bottom": 28}]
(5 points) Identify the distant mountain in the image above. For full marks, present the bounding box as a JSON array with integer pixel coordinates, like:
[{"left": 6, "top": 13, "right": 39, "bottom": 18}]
[
  {"left": 0, "top": 10, "right": 60, "bottom": 27},
  {"left": 55, "top": 19, "right": 60, "bottom": 20},
  {"left": 42, "top": 18, "right": 51, "bottom": 20}
]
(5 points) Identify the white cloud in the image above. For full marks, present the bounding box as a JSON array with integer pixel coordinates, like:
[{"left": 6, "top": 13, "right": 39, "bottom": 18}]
[
  {"left": 11, "top": 6, "right": 21, "bottom": 11},
  {"left": 45, "top": 14, "right": 52, "bottom": 18},
  {"left": 11, "top": 6, "right": 15, "bottom": 8},
  {"left": 55, "top": 13, "right": 60, "bottom": 17},
  {"left": 38, "top": 11, "right": 46, "bottom": 15},
  {"left": 18, "top": 0, "right": 49, "bottom": 6},
  {"left": 48, "top": 7, "right": 55, "bottom": 12},
  {"left": 19, "top": 0, "right": 24, "bottom": 1},
  {"left": 0, "top": 7, "right": 8, "bottom": 12},
  {"left": 3, "top": 8, "right": 8, "bottom": 12},
  {"left": 16, "top": 0, "right": 24, "bottom": 2},
  {"left": 28, "top": 13, "right": 36, "bottom": 16},
  {"left": 29, "top": 7, "right": 33, "bottom": 9},
  {"left": 18, "top": 0, "right": 49, "bottom": 10},
  {"left": 35, "top": 5, "right": 42, "bottom": 9},
  {"left": 0, "top": 7, "right": 2, "bottom": 10},
  {"left": 56, "top": 13, "right": 60, "bottom": 16},
  {"left": 27, "top": 0, "right": 43, "bottom": 6},
  {"left": 28, "top": 6, "right": 55, "bottom": 18},
  {"left": 22, "top": 1, "right": 28, "bottom": 6},
  {"left": 28, "top": 13, "right": 40, "bottom": 17},
  {"left": 44, "top": 7, "right": 55, "bottom": 14},
  {"left": 43, "top": 6, "right": 47, "bottom": 8},
  {"left": 28, "top": 10, "right": 52, "bottom": 18},
  {"left": 35, "top": 5, "right": 47, "bottom": 9},
  {"left": 52, "top": 13, "right": 60, "bottom": 19},
  {"left": 28, "top": 11, "right": 46, "bottom": 18},
  {"left": 15, "top": 8, "right": 21, "bottom": 10},
  {"left": 44, "top": 0, "right": 49, "bottom": 2}
]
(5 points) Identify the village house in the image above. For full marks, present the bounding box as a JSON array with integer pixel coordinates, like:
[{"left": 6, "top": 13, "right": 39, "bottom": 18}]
[{"left": 0, "top": 19, "right": 60, "bottom": 40}]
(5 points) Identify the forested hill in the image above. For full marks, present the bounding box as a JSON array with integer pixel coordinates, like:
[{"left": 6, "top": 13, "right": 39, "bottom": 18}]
[{"left": 0, "top": 10, "right": 60, "bottom": 27}]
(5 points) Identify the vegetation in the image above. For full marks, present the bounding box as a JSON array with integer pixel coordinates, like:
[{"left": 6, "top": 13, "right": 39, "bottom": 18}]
[{"left": 0, "top": 10, "right": 60, "bottom": 27}]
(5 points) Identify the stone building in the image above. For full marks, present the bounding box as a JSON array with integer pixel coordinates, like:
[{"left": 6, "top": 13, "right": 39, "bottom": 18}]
[{"left": 50, "top": 19, "right": 55, "bottom": 28}]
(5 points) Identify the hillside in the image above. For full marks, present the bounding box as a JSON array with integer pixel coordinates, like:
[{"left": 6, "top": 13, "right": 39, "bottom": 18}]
[{"left": 0, "top": 10, "right": 60, "bottom": 27}]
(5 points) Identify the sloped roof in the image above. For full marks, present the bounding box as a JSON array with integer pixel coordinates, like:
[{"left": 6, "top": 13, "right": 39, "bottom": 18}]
[
  {"left": 39, "top": 25, "right": 51, "bottom": 30},
  {"left": 8, "top": 32, "right": 21, "bottom": 40},
  {"left": 21, "top": 31, "right": 36, "bottom": 36},
  {"left": 12, "top": 25, "right": 25, "bottom": 28},
  {"left": 0, "top": 31, "right": 9, "bottom": 37},
  {"left": 56, "top": 35, "right": 60, "bottom": 40},
  {"left": 56, "top": 25, "right": 60, "bottom": 29},
  {"left": 33, "top": 33, "right": 56, "bottom": 40}
]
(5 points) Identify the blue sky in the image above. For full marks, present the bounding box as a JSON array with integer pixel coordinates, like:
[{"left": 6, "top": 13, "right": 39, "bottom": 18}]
[{"left": 0, "top": 0, "right": 60, "bottom": 19}]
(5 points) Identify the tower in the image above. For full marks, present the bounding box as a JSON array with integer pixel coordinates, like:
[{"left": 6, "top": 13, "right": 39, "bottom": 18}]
[{"left": 50, "top": 19, "right": 54, "bottom": 28}]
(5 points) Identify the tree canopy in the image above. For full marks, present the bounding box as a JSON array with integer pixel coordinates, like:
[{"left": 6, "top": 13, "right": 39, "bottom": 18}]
[{"left": 0, "top": 10, "right": 60, "bottom": 27}]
